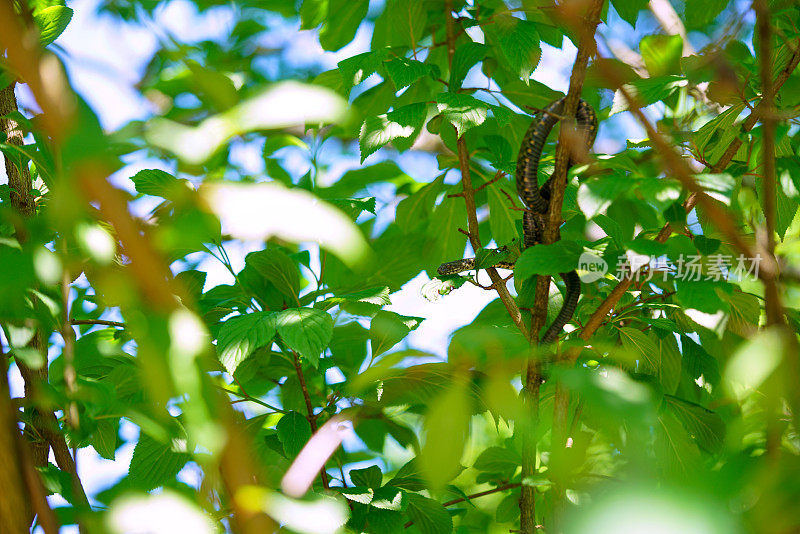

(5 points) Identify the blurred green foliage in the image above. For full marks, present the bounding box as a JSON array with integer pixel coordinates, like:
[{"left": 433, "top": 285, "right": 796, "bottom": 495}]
[{"left": 2, "top": 0, "right": 800, "bottom": 532}]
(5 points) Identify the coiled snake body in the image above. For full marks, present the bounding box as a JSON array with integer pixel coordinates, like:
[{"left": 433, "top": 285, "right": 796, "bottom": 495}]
[{"left": 438, "top": 97, "right": 597, "bottom": 343}]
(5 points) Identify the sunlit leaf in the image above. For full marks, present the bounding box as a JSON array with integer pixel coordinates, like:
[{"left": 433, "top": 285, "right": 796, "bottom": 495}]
[
  {"left": 146, "top": 82, "right": 347, "bottom": 164},
  {"left": 276, "top": 308, "right": 334, "bottom": 366},
  {"left": 217, "top": 312, "right": 276, "bottom": 374}
]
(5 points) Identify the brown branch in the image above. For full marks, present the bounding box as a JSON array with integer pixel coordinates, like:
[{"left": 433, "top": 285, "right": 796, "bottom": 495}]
[
  {"left": 2, "top": 81, "right": 90, "bottom": 530},
  {"left": 0, "top": 10, "right": 277, "bottom": 533},
  {"left": 754, "top": 0, "right": 799, "bottom": 458},
  {"left": 405, "top": 483, "right": 522, "bottom": 528},
  {"left": 546, "top": 2, "right": 605, "bottom": 531},
  {"left": 291, "top": 350, "right": 329, "bottom": 490},
  {"left": 755, "top": 0, "right": 782, "bottom": 327},
  {"left": 445, "top": 1, "right": 529, "bottom": 339},
  {"left": 0, "top": 344, "right": 36, "bottom": 532},
  {"left": 575, "top": 37, "right": 800, "bottom": 347},
  {"left": 70, "top": 319, "right": 126, "bottom": 328}
]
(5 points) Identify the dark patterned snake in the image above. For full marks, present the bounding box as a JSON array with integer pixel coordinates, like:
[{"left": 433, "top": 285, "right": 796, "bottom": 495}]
[{"left": 437, "top": 97, "right": 597, "bottom": 343}]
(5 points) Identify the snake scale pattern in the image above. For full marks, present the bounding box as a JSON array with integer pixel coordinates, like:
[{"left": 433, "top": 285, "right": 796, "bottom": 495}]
[{"left": 437, "top": 97, "right": 598, "bottom": 343}]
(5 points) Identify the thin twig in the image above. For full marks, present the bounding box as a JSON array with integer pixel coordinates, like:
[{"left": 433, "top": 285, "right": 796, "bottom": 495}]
[
  {"left": 291, "top": 350, "right": 329, "bottom": 490},
  {"left": 546, "top": 3, "right": 605, "bottom": 531},
  {"left": 70, "top": 319, "right": 126, "bottom": 328},
  {"left": 404, "top": 483, "right": 522, "bottom": 528}
]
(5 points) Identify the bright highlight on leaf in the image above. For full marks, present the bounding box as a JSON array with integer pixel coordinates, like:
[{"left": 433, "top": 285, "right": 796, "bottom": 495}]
[
  {"left": 201, "top": 181, "right": 369, "bottom": 266},
  {"left": 146, "top": 82, "right": 348, "bottom": 164},
  {"left": 108, "top": 492, "right": 216, "bottom": 534}
]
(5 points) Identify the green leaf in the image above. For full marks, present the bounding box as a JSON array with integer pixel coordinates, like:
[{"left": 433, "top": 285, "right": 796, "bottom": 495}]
[
  {"left": 657, "top": 334, "right": 682, "bottom": 394},
  {"left": 419, "top": 381, "right": 469, "bottom": 490},
  {"left": 685, "top": 0, "right": 730, "bottom": 28},
  {"left": 276, "top": 411, "right": 313, "bottom": 457},
  {"left": 370, "top": 310, "right": 422, "bottom": 357},
  {"left": 217, "top": 312, "right": 276, "bottom": 374},
  {"left": 360, "top": 103, "right": 428, "bottom": 161},
  {"left": 371, "top": 0, "right": 427, "bottom": 49},
  {"left": 487, "top": 182, "right": 518, "bottom": 245},
  {"left": 676, "top": 280, "right": 732, "bottom": 314},
  {"left": 610, "top": 76, "right": 686, "bottom": 116},
  {"left": 694, "top": 174, "right": 736, "bottom": 205},
  {"left": 246, "top": 249, "right": 300, "bottom": 301},
  {"left": 450, "top": 42, "right": 487, "bottom": 91},
  {"left": 128, "top": 433, "right": 190, "bottom": 492},
  {"left": 435, "top": 93, "right": 488, "bottom": 137},
  {"left": 405, "top": 492, "right": 454, "bottom": 533},
  {"left": 492, "top": 18, "right": 541, "bottom": 81},
  {"left": 514, "top": 241, "right": 583, "bottom": 281},
  {"left": 611, "top": 0, "right": 649, "bottom": 26},
  {"left": 395, "top": 175, "right": 445, "bottom": 233},
  {"left": 577, "top": 174, "right": 630, "bottom": 219},
  {"left": 300, "top": 0, "right": 327, "bottom": 29},
  {"left": 473, "top": 446, "right": 521, "bottom": 475},
  {"left": 130, "top": 169, "right": 185, "bottom": 198},
  {"left": 619, "top": 327, "right": 660, "bottom": 373},
  {"left": 640, "top": 35, "right": 683, "bottom": 77},
  {"left": 663, "top": 395, "right": 725, "bottom": 453},
  {"left": 328, "top": 323, "right": 368, "bottom": 380},
  {"left": 694, "top": 235, "right": 721, "bottom": 255},
  {"left": 37, "top": 463, "right": 74, "bottom": 503},
  {"left": 338, "top": 48, "right": 391, "bottom": 94},
  {"left": 91, "top": 419, "right": 119, "bottom": 461},
  {"left": 319, "top": 0, "right": 368, "bottom": 51},
  {"left": 317, "top": 286, "right": 391, "bottom": 315},
  {"left": 34, "top": 6, "right": 73, "bottom": 47},
  {"left": 327, "top": 197, "right": 377, "bottom": 220},
  {"left": 276, "top": 308, "right": 334, "bottom": 366},
  {"left": 385, "top": 58, "right": 435, "bottom": 89},
  {"left": 350, "top": 465, "right": 383, "bottom": 488},
  {"left": 428, "top": 195, "right": 468, "bottom": 268}
]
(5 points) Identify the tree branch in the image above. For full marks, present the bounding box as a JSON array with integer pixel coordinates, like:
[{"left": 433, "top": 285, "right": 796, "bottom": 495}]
[
  {"left": 575, "top": 38, "right": 800, "bottom": 347},
  {"left": 70, "top": 319, "right": 126, "bottom": 328},
  {"left": 291, "top": 349, "right": 329, "bottom": 490},
  {"left": 445, "top": 1, "right": 529, "bottom": 339},
  {"left": 545, "top": 2, "right": 605, "bottom": 530}
]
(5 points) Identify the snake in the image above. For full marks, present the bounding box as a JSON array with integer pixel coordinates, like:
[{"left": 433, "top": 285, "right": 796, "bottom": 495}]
[{"left": 437, "top": 97, "right": 598, "bottom": 344}]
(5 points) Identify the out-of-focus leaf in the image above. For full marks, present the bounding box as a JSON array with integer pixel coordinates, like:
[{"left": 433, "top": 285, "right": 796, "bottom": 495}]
[
  {"left": 640, "top": 35, "right": 683, "bottom": 77},
  {"left": 663, "top": 395, "right": 725, "bottom": 453},
  {"left": 611, "top": 0, "right": 649, "bottom": 26},
  {"left": 419, "top": 380, "right": 469, "bottom": 490},
  {"left": 34, "top": 6, "right": 73, "bottom": 46},
  {"left": 610, "top": 76, "right": 687, "bottom": 115},
  {"left": 146, "top": 82, "right": 347, "bottom": 164},
  {"left": 201, "top": 182, "right": 369, "bottom": 267}
]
